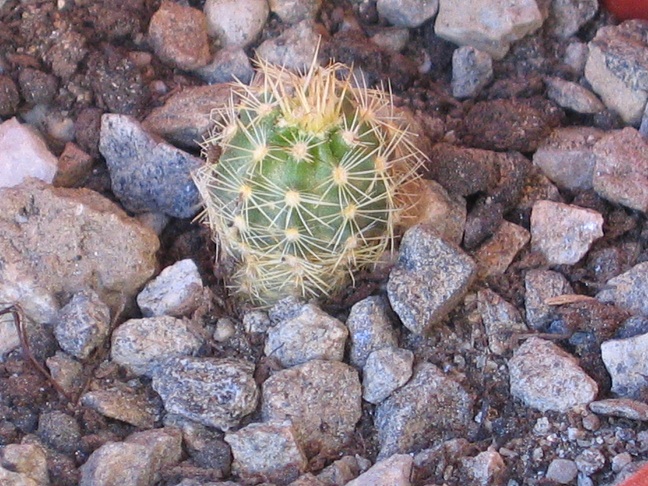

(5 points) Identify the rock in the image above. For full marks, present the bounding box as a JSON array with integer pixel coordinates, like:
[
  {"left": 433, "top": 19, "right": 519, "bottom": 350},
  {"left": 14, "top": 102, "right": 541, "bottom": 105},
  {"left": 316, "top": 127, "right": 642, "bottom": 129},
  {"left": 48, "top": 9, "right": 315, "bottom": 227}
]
[
  {"left": 451, "top": 46, "right": 493, "bottom": 99},
  {"left": 0, "top": 180, "right": 158, "bottom": 324},
  {"left": 54, "top": 142, "right": 94, "bottom": 188},
  {"left": 462, "top": 98, "right": 562, "bottom": 152},
  {"left": 597, "top": 262, "right": 648, "bottom": 316},
  {"left": 508, "top": 337, "right": 599, "bottom": 412},
  {"left": 111, "top": 316, "right": 204, "bottom": 377},
  {"left": 256, "top": 20, "right": 321, "bottom": 72},
  {"left": 592, "top": 127, "right": 648, "bottom": 212},
  {"left": 375, "top": 363, "right": 473, "bottom": 459},
  {"left": 601, "top": 332, "right": 648, "bottom": 398},
  {"left": 153, "top": 356, "right": 258, "bottom": 431},
  {"left": 533, "top": 126, "right": 604, "bottom": 191},
  {"left": 81, "top": 388, "right": 160, "bottom": 429},
  {"left": 589, "top": 398, "right": 648, "bottom": 421},
  {"left": 269, "top": 0, "right": 322, "bottom": 24},
  {"left": 474, "top": 221, "right": 530, "bottom": 278},
  {"left": 17, "top": 68, "right": 58, "bottom": 106},
  {"left": 585, "top": 21, "right": 648, "bottom": 125},
  {"left": 530, "top": 200, "right": 603, "bottom": 265},
  {"left": 546, "top": 0, "right": 598, "bottom": 38},
  {"left": 317, "top": 456, "right": 366, "bottom": 485},
  {"left": 434, "top": 0, "right": 543, "bottom": 59},
  {"left": 0, "top": 311, "right": 21, "bottom": 360},
  {"left": 346, "top": 454, "right": 412, "bottom": 486},
  {"left": 79, "top": 428, "right": 182, "bottom": 486},
  {"left": 477, "top": 289, "right": 528, "bottom": 355},
  {"left": 225, "top": 420, "right": 307, "bottom": 484},
  {"left": 460, "top": 449, "right": 506, "bottom": 486},
  {"left": 46, "top": 351, "right": 84, "bottom": 396},
  {"left": 36, "top": 410, "right": 82, "bottom": 454},
  {"left": 142, "top": 84, "right": 233, "bottom": 150},
  {"left": 346, "top": 295, "right": 399, "bottom": 368},
  {"left": 387, "top": 224, "right": 476, "bottom": 334},
  {"left": 148, "top": 1, "right": 211, "bottom": 71},
  {"left": 370, "top": 27, "right": 410, "bottom": 53},
  {"left": 265, "top": 303, "right": 348, "bottom": 367},
  {"left": 0, "top": 75, "right": 21, "bottom": 116},
  {"left": 204, "top": 0, "right": 269, "bottom": 47},
  {"left": 290, "top": 473, "right": 326, "bottom": 485},
  {"left": 0, "top": 117, "right": 58, "bottom": 188},
  {"left": 546, "top": 458, "right": 579, "bottom": 484},
  {"left": 53, "top": 290, "right": 110, "bottom": 360},
  {"left": 377, "top": 0, "right": 438, "bottom": 28},
  {"left": 524, "top": 269, "right": 573, "bottom": 330},
  {"left": 194, "top": 47, "right": 254, "bottom": 85},
  {"left": 243, "top": 309, "right": 272, "bottom": 334},
  {"left": 362, "top": 347, "right": 414, "bottom": 404},
  {"left": 262, "top": 360, "right": 362, "bottom": 457},
  {"left": 0, "top": 443, "right": 49, "bottom": 486},
  {"left": 564, "top": 41, "right": 589, "bottom": 75},
  {"left": 137, "top": 259, "right": 204, "bottom": 318},
  {"left": 612, "top": 452, "right": 633, "bottom": 473},
  {"left": 545, "top": 77, "right": 605, "bottom": 114},
  {"left": 575, "top": 448, "right": 606, "bottom": 475},
  {"left": 99, "top": 114, "right": 203, "bottom": 218},
  {"left": 168, "top": 418, "right": 232, "bottom": 473}
]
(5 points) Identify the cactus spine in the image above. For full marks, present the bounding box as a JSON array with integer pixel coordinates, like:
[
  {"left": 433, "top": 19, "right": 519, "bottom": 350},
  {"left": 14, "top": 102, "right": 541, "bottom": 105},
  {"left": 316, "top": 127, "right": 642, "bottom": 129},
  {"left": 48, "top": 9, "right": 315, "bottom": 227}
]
[{"left": 193, "top": 58, "right": 424, "bottom": 306}]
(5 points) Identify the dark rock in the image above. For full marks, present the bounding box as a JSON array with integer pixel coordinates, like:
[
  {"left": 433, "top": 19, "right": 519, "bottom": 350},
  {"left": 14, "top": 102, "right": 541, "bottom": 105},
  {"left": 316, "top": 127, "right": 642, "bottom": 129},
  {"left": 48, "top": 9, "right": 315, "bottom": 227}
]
[
  {"left": 37, "top": 411, "right": 82, "bottom": 454},
  {"left": 18, "top": 68, "right": 58, "bottom": 106},
  {"left": 0, "top": 75, "right": 20, "bottom": 116}
]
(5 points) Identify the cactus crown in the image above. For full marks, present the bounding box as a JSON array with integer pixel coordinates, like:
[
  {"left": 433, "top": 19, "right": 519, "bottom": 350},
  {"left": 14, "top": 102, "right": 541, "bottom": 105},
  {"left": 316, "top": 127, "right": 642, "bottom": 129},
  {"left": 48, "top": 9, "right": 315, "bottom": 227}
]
[{"left": 193, "top": 57, "right": 424, "bottom": 306}]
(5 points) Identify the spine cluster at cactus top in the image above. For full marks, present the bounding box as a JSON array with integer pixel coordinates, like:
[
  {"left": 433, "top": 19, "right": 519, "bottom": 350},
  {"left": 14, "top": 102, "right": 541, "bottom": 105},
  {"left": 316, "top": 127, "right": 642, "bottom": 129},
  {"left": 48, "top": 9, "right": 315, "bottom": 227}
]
[{"left": 193, "top": 57, "right": 424, "bottom": 306}]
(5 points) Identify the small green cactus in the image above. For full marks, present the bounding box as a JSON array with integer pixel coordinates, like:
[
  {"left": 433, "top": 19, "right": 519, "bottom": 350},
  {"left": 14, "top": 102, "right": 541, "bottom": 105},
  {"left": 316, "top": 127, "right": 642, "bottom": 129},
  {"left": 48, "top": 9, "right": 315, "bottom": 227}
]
[{"left": 193, "top": 58, "right": 424, "bottom": 306}]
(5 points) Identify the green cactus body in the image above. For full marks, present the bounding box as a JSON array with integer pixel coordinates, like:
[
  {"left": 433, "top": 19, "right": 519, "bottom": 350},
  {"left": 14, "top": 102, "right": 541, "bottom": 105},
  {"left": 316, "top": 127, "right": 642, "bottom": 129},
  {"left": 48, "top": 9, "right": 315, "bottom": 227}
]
[{"left": 193, "top": 59, "right": 424, "bottom": 306}]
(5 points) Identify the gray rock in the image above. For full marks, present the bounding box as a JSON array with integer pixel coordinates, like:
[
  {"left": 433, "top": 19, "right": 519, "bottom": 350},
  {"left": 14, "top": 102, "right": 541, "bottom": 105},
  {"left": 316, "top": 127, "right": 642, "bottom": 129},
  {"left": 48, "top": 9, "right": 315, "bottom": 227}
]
[
  {"left": 546, "top": 458, "right": 579, "bottom": 484},
  {"left": 508, "top": 337, "right": 598, "bottom": 412},
  {"left": 54, "top": 290, "right": 110, "bottom": 359},
  {"left": 477, "top": 289, "right": 528, "bottom": 355},
  {"left": 589, "top": 398, "right": 648, "bottom": 421},
  {"left": 268, "top": 0, "right": 322, "bottom": 24},
  {"left": 37, "top": 410, "right": 82, "bottom": 454},
  {"left": 225, "top": 420, "right": 307, "bottom": 484},
  {"left": 142, "top": 84, "right": 234, "bottom": 150},
  {"left": 347, "top": 296, "right": 399, "bottom": 369},
  {"left": 262, "top": 360, "right": 362, "bottom": 457},
  {"left": 387, "top": 224, "right": 476, "bottom": 334},
  {"left": 256, "top": 20, "right": 320, "bottom": 72},
  {"left": 451, "top": 46, "right": 493, "bottom": 99},
  {"left": 377, "top": 0, "right": 439, "bottom": 28},
  {"left": 362, "top": 347, "right": 413, "bottom": 404},
  {"left": 545, "top": 77, "right": 605, "bottom": 114},
  {"left": 530, "top": 200, "right": 603, "bottom": 265},
  {"left": 564, "top": 41, "right": 589, "bottom": 75},
  {"left": 137, "top": 259, "right": 204, "bottom": 318},
  {"left": 0, "top": 180, "right": 158, "bottom": 325},
  {"left": 575, "top": 448, "right": 606, "bottom": 475},
  {"left": 375, "top": 363, "right": 473, "bottom": 459},
  {"left": 524, "top": 269, "right": 573, "bottom": 330},
  {"left": 597, "top": 262, "right": 648, "bottom": 316},
  {"left": 153, "top": 356, "right": 258, "bottom": 431},
  {"left": 370, "top": 28, "right": 410, "bottom": 53},
  {"left": 474, "top": 221, "right": 530, "bottom": 278},
  {"left": 601, "top": 332, "right": 648, "bottom": 399},
  {"left": 585, "top": 22, "right": 648, "bottom": 125},
  {"left": 265, "top": 303, "right": 348, "bottom": 367},
  {"left": 434, "top": 0, "right": 543, "bottom": 59},
  {"left": 593, "top": 127, "right": 648, "bottom": 213},
  {"left": 79, "top": 428, "right": 182, "bottom": 486},
  {"left": 243, "top": 309, "right": 271, "bottom": 334},
  {"left": 111, "top": 316, "right": 204, "bottom": 377},
  {"left": 81, "top": 388, "right": 160, "bottom": 429},
  {"left": 165, "top": 417, "right": 232, "bottom": 473},
  {"left": 0, "top": 117, "right": 57, "bottom": 189},
  {"left": 460, "top": 449, "right": 506, "bottom": 486},
  {"left": 148, "top": 1, "right": 211, "bottom": 71},
  {"left": 194, "top": 47, "right": 254, "bottom": 85},
  {"left": 533, "top": 126, "right": 604, "bottom": 191},
  {"left": 546, "top": 0, "right": 598, "bottom": 38},
  {"left": 99, "top": 114, "right": 203, "bottom": 218},
  {"left": 0, "top": 443, "right": 49, "bottom": 486},
  {"left": 346, "top": 454, "right": 413, "bottom": 486},
  {"left": 204, "top": 0, "right": 269, "bottom": 47}
]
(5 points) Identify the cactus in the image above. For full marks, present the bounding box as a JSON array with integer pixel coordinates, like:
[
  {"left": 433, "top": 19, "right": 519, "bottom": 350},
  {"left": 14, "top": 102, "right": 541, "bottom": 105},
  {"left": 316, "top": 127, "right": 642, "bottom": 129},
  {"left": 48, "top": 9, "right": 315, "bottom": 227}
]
[{"left": 193, "top": 57, "right": 425, "bottom": 306}]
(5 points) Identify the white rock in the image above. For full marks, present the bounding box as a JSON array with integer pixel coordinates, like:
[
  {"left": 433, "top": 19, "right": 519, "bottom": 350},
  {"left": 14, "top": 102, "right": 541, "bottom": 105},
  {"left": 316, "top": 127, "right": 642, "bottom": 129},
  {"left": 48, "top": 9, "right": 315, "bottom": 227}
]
[
  {"left": 0, "top": 117, "right": 57, "bottom": 188},
  {"left": 346, "top": 454, "right": 413, "bottom": 486},
  {"left": 597, "top": 262, "right": 648, "bottom": 317},
  {"left": 377, "top": 0, "right": 439, "bottom": 28},
  {"left": 268, "top": 0, "right": 321, "bottom": 24},
  {"left": 434, "top": 0, "right": 543, "bottom": 60},
  {"left": 137, "top": 259, "right": 204, "bottom": 318},
  {"left": 362, "top": 347, "right": 414, "bottom": 404},
  {"left": 255, "top": 20, "right": 320, "bottom": 72},
  {"left": 204, "top": 0, "right": 269, "bottom": 47},
  {"left": 0, "top": 311, "right": 20, "bottom": 359},
  {"left": 601, "top": 332, "right": 648, "bottom": 398},
  {"left": 530, "top": 200, "right": 603, "bottom": 265}
]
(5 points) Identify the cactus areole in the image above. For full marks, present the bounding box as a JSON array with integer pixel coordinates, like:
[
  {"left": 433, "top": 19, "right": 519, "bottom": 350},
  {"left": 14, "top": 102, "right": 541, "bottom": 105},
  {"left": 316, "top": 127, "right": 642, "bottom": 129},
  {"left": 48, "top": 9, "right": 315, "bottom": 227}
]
[{"left": 193, "top": 58, "right": 424, "bottom": 306}]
